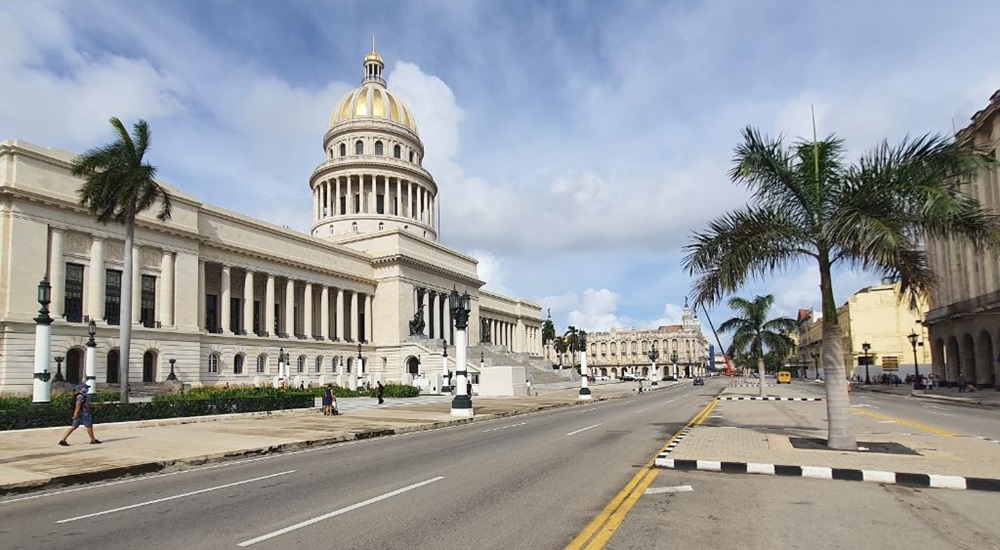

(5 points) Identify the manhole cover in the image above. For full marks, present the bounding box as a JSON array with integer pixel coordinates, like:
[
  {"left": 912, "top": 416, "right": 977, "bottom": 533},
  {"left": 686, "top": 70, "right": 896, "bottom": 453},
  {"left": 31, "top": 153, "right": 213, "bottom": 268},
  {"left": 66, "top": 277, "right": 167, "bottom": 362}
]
[{"left": 788, "top": 437, "right": 921, "bottom": 455}]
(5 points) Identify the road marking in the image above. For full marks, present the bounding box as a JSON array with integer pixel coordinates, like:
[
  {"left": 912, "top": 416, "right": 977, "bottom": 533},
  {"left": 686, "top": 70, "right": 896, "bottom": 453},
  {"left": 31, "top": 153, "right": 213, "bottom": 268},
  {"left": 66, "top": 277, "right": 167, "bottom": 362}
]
[
  {"left": 482, "top": 422, "right": 526, "bottom": 433},
  {"left": 566, "top": 424, "right": 602, "bottom": 436},
  {"left": 55, "top": 470, "right": 295, "bottom": 524},
  {"left": 644, "top": 485, "right": 693, "bottom": 495},
  {"left": 568, "top": 397, "right": 718, "bottom": 550},
  {"left": 238, "top": 476, "right": 444, "bottom": 546},
  {"left": 633, "top": 408, "right": 646, "bottom": 414},
  {"left": 877, "top": 420, "right": 896, "bottom": 424},
  {"left": 853, "top": 408, "right": 959, "bottom": 437},
  {"left": 927, "top": 411, "right": 955, "bottom": 417},
  {"left": 581, "top": 408, "right": 597, "bottom": 413}
]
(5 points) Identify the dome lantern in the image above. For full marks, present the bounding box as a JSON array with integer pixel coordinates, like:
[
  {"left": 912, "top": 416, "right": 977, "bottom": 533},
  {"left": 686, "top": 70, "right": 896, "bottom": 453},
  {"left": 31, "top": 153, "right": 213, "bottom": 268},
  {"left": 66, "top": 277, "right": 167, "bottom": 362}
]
[{"left": 363, "top": 36, "right": 385, "bottom": 86}]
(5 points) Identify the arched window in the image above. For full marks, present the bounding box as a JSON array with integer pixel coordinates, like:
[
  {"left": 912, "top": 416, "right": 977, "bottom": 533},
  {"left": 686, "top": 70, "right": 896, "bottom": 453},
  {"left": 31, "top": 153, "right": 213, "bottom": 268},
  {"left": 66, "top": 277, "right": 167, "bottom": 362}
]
[
  {"left": 315, "top": 356, "right": 323, "bottom": 373},
  {"left": 631, "top": 341, "right": 638, "bottom": 354},
  {"left": 590, "top": 343, "right": 597, "bottom": 355},
  {"left": 351, "top": 222, "right": 358, "bottom": 233},
  {"left": 393, "top": 144, "right": 401, "bottom": 158},
  {"left": 374, "top": 141, "right": 383, "bottom": 155},
  {"left": 331, "top": 356, "right": 340, "bottom": 374},
  {"left": 610, "top": 342, "right": 617, "bottom": 355},
  {"left": 339, "top": 143, "right": 346, "bottom": 157},
  {"left": 257, "top": 354, "right": 267, "bottom": 373},
  {"left": 107, "top": 349, "right": 120, "bottom": 383},
  {"left": 409, "top": 151, "right": 414, "bottom": 162},
  {"left": 378, "top": 222, "right": 384, "bottom": 231},
  {"left": 297, "top": 355, "right": 306, "bottom": 373},
  {"left": 355, "top": 140, "right": 364, "bottom": 155},
  {"left": 641, "top": 341, "right": 648, "bottom": 353},
  {"left": 208, "top": 353, "right": 220, "bottom": 373},
  {"left": 601, "top": 343, "right": 607, "bottom": 355},
  {"left": 234, "top": 354, "right": 244, "bottom": 375}
]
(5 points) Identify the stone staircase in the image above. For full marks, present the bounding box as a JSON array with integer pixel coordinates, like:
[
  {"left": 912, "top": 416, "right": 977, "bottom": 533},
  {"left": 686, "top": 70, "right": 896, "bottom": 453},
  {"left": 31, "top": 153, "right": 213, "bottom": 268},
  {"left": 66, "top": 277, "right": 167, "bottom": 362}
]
[{"left": 470, "top": 344, "right": 578, "bottom": 384}]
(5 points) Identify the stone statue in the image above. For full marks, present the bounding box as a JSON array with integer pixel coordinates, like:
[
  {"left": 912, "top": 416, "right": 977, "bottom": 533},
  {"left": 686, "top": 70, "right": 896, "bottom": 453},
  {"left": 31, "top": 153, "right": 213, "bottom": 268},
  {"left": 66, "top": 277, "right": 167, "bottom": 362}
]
[
  {"left": 408, "top": 304, "right": 426, "bottom": 336},
  {"left": 480, "top": 317, "right": 491, "bottom": 343}
]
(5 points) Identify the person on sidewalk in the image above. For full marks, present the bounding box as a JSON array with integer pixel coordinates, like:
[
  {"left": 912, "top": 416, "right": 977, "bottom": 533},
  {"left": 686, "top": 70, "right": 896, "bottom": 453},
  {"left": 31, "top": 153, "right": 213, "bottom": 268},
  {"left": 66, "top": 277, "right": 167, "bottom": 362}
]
[
  {"left": 957, "top": 374, "right": 968, "bottom": 393},
  {"left": 323, "top": 384, "right": 334, "bottom": 416},
  {"left": 377, "top": 381, "right": 385, "bottom": 405},
  {"left": 58, "top": 384, "right": 101, "bottom": 446}
]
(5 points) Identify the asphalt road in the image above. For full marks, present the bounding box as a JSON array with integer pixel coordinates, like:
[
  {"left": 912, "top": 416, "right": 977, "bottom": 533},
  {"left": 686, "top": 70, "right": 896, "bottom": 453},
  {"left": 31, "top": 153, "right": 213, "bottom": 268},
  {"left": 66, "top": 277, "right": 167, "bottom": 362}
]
[
  {"left": 851, "top": 390, "right": 1000, "bottom": 439},
  {"left": 0, "top": 380, "right": 720, "bottom": 550}
]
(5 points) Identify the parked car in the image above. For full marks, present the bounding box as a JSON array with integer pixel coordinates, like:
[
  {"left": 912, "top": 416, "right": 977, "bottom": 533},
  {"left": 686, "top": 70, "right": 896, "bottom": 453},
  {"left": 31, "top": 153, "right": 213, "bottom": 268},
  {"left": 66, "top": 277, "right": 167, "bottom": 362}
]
[
  {"left": 693, "top": 377, "right": 705, "bottom": 386},
  {"left": 776, "top": 371, "right": 792, "bottom": 384}
]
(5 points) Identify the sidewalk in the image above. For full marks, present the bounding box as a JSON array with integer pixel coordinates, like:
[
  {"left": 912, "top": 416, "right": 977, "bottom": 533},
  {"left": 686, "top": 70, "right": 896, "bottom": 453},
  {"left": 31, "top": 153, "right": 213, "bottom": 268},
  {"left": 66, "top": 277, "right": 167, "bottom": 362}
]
[
  {"left": 856, "top": 383, "right": 1000, "bottom": 408},
  {"left": 655, "top": 382, "right": 1000, "bottom": 491},
  {"left": 0, "top": 381, "right": 644, "bottom": 495}
]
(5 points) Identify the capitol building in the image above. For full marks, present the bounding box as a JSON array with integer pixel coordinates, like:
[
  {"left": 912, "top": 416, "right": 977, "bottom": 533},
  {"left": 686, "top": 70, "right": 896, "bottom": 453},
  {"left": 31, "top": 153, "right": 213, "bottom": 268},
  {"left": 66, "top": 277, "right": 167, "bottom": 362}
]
[{"left": 0, "top": 49, "right": 545, "bottom": 394}]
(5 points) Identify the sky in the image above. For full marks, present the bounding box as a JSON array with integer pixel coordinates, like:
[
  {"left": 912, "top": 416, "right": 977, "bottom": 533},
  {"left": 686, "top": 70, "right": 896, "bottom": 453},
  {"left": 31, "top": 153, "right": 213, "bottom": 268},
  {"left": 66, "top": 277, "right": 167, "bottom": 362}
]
[{"left": 3, "top": 0, "right": 999, "bottom": 349}]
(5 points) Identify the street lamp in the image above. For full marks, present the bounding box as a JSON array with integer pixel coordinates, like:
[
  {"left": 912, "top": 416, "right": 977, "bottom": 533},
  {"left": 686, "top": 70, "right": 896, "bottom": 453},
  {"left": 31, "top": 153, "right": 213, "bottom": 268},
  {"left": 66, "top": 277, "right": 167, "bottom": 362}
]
[
  {"left": 278, "top": 347, "right": 286, "bottom": 379},
  {"left": 32, "top": 276, "right": 53, "bottom": 404},
  {"left": 862, "top": 342, "right": 871, "bottom": 385},
  {"left": 53, "top": 356, "right": 65, "bottom": 383},
  {"left": 647, "top": 349, "right": 659, "bottom": 386},
  {"left": 908, "top": 330, "right": 922, "bottom": 388},
  {"left": 811, "top": 351, "right": 820, "bottom": 380},
  {"left": 85, "top": 319, "right": 98, "bottom": 394},
  {"left": 167, "top": 358, "right": 178, "bottom": 381},
  {"left": 578, "top": 330, "right": 591, "bottom": 400},
  {"left": 449, "top": 287, "right": 473, "bottom": 416},
  {"left": 670, "top": 351, "right": 678, "bottom": 380},
  {"left": 441, "top": 338, "right": 451, "bottom": 392},
  {"left": 357, "top": 342, "right": 365, "bottom": 389}
]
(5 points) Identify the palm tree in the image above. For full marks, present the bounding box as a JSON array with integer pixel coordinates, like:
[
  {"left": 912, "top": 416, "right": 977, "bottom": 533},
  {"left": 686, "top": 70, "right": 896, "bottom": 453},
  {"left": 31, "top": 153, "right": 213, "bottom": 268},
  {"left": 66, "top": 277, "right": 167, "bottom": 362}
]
[
  {"left": 684, "top": 125, "right": 1000, "bottom": 450},
  {"left": 718, "top": 295, "right": 796, "bottom": 397},
  {"left": 563, "top": 326, "right": 580, "bottom": 369},
  {"left": 542, "top": 313, "right": 556, "bottom": 362},
  {"left": 72, "top": 118, "right": 172, "bottom": 403},
  {"left": 553, "top": 337, "right": 568, "bottom": 368}
]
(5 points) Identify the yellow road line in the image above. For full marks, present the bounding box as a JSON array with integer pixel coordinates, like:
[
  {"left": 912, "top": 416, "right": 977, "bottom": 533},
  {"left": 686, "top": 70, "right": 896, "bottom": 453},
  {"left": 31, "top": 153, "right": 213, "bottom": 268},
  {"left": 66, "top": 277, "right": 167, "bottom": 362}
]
[
  {"left": 853, "top": 407, "right": 959, "bottom": 437},
  {"left": 565, "top": 397, "right": 719, "bottom": 550}
]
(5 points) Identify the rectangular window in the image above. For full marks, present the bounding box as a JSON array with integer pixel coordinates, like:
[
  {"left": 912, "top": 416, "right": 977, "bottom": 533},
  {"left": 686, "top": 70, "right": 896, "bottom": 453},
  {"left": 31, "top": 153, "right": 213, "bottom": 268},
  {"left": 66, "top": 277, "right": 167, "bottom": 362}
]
[
  {"left": 141, "top": 275, "right": 156, "bottom": 328},
  {"left": 253, "top": 300, "right": 262, "bottom": 335},
  {"left": 206, "top": 294, "right": 218, "bottom": 333},
  {"left": 230, "top": 297, "right": 241, "bottom": 333},
  {"left": 376, "top": 194, "right": 385, "bottom": 214},
  {"left": 340, "top": 196, "right": 346, "bottom": 215},
  {"left": 354, "top": 193, "right": 361, "bottom": 213},
  {"left": 64, "top": 263, "right": 84, "bottom": 323},
  {"left": 274, "top": 303, "right": 281, "bottom": 335},
  {"left": 104, "top": 269, "right": 122, "bottom": 325}
]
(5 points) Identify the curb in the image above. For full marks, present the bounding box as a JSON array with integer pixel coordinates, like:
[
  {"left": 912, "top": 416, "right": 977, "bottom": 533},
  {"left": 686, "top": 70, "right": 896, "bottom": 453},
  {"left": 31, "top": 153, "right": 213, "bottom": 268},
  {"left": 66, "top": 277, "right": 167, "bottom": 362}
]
[
  {"left": 653, "top": 458, "right": 1000, "bottom": 492},
  {"left": 717, "top": 396, "right": 822, "bottom": 402}
]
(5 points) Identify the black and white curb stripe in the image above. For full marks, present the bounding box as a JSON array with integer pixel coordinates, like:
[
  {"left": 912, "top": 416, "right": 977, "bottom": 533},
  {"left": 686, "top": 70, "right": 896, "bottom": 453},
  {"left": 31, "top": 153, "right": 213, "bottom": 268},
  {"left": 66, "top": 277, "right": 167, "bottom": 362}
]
[
  {"left": 654, "top": 459, "right": 1000, "bottom": 492},
  {"left": 654, "top": 426, "right": 694, "bottom": 461},
  {"left": 729, "top": 384, "right": 775, "bottom": 388},
  {"left": 717, "top": 396, "right": 822, "bottom": 401}
]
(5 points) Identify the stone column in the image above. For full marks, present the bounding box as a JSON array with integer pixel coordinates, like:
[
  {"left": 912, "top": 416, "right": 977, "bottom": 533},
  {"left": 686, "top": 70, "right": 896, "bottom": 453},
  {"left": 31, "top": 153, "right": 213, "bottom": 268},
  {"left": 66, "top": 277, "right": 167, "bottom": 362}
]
[
  {"left": 320, "top": 285, "right": 330, "bottom": 340},
  {"left": 350, "top": 290, "right": 359, "bottom": 342},
  {"left": 284, "top": 278, "right": 295, "bottom": 337},
  {"left": 220, "top": 265, "right": 231, "bottom": 334},
  {"left": 131, "top": 245, "right": 141, "bottom": 324},
  {"left": 160, "top": 251, "right": 175, "bottom": 326},
  {"left": 409, "top": 182, "right": 415, "bottom": 219},
  {"left": 429, "top": 292, "right": 438, "bottom": 339},
  {"left": 365, "top": 293, "right": 373, "bottom": 343},
  {"left": 88, "top": 237, "right": 105, "bottom": 321},
  {"left": 336, "top": 288, "right": 345, "bottom": 341},
  {"left": 443, "top": 302, "right": 452, "bottom": 345},
  {"left": 198, "top": 259, "right": 205, "bottom": 330},
  {"left": 335, "top": 178, "right": 342, "bottom": 215},
  {"left": 50, "top": 228, "right": 65, "bottom": 318},
  {"left": 243, "top": 269, "right": 254, "bottom": 335},
  {"left": 304, "top": 282, "right": 313, "bottom": 338},
  {"left": 265, "top": 275, "right": 275, "bottom": 336},
  {"left": 422, "top": 291, "right": 430, "bottom": 336}
]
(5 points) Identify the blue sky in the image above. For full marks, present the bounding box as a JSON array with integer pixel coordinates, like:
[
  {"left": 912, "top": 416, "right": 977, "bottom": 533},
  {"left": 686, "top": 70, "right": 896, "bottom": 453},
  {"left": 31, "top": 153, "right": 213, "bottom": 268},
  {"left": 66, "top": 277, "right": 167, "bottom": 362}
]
[{"left": 3, "top": 0, "right": 1000, "bottom": 346}]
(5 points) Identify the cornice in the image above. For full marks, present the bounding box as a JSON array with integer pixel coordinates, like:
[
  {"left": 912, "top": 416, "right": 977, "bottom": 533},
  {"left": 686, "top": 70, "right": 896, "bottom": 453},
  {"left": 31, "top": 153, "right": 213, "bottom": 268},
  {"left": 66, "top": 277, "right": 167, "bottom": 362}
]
[
  {"left": 372, "top": 253, "right": 483, "bottom": 287},
  {"left": 308, "top": 158, "right": 437, "bottom": 192}
]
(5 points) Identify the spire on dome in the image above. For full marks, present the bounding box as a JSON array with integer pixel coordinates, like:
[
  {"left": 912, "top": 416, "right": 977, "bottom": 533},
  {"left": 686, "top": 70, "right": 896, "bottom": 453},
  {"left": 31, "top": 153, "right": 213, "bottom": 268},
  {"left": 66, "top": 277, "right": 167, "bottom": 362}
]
[{"left": 363, "top": 36, "right": 386, "bottom": 86}]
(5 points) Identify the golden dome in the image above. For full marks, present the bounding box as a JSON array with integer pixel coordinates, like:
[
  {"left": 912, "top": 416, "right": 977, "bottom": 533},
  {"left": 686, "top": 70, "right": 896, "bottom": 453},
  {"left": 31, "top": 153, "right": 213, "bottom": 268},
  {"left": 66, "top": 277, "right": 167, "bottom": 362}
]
[
  {"left": 329, "top": 51, "right": 419, "bottom": 133},
  {"left": 364, "top": 51, "right": 384, "bottom": 64}
]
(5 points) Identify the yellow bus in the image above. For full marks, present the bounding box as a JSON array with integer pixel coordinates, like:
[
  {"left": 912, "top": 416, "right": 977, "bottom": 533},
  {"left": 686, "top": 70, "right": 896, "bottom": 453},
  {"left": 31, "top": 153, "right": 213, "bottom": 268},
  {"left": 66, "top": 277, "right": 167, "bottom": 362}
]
[{"left": 776, "top": 371, "right": 792, "bottom": 384}]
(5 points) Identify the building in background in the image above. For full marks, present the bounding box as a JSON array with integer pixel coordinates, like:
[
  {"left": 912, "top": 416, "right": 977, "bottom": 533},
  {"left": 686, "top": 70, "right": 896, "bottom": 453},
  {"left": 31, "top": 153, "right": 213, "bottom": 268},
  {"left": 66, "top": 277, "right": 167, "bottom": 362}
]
[
  {"left": 925, "top": 90, "right": 1000, "bottom": 389},
  {"left": 0, "top": 49, "right": 544, "bottom": 394},
  {"left": 586, "top": 300, "right": 710, "bottom": 379}
]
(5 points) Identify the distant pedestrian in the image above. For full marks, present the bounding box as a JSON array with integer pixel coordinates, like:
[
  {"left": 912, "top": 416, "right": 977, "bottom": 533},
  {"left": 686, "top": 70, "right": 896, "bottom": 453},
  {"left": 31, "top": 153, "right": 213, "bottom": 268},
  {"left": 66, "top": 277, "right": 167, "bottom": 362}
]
[
  {"left": 638, "top": 379, "right": 644, "bottom": 393},
  {"left": 377, "top": 381, "right": 385, "bottom": 404},
  {"left": 526, "top": 379, "right": 532, "bottom": 396},
  {"left": 957, "top": 374, "right": 967, "bottom": 393},
  {"left": 59, "top": 384, "right": 101, "bottom": 446},
  {"left": 323, "top": 384, "right": 334, "bottom": 416},
  {"left": 926, "top": 375, "right": 934, "bottom": 391}
]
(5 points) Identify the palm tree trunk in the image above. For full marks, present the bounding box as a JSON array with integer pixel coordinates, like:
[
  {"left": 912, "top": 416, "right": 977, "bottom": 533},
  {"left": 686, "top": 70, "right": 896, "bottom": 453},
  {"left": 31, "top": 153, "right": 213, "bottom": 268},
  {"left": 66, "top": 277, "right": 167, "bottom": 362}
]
[
  {"left": 819, "top": 254, "right": 856, "bottom": 450},
  {"left": 757, "top": 356, "right": 766, "bottom": 397},
  {"left": 118, "top": 217, "right": 135, "bottom": 403}
]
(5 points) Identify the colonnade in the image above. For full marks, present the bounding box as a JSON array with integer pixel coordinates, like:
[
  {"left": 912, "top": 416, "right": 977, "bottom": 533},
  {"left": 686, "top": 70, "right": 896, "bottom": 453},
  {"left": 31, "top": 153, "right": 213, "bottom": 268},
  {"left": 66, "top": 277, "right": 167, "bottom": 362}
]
[
  {"left": 413, "top": 287, "right": 453, "bottom": 344},
  {"left": 313, "top": 173, "right": 435, "bottom": 229},
  {"left": 199, "top": 261, "right": 373, "bottom": 344}
]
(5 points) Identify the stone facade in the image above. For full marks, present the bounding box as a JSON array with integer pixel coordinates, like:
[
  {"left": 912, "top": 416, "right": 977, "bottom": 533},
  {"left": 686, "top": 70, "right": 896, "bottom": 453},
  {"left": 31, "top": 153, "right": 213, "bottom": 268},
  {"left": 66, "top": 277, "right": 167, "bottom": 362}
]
[
  {"left": 584, "top": 301, "right": 709, "bottom": 379},
  {"left": 924, "top": 90, "right": 1000, "bottom": 389},
  {"left": 0, "top": 49, "right": 542, "bottom": 394}
]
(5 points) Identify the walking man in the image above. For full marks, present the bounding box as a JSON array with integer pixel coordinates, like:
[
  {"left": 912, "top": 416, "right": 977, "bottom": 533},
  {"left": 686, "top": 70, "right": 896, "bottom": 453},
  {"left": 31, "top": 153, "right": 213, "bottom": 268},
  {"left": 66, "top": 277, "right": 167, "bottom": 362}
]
[
  {"left": 376, "top": 380, "right": 385, "bottom": 405},
  {"left": 59, "top": 384, "right": 101, "bottom": 446}
]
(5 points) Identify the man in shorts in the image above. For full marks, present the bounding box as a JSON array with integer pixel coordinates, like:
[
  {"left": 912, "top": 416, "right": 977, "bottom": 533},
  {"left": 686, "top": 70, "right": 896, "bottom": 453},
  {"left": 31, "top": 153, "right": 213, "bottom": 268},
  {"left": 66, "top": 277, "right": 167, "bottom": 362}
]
[{"left": 58, "top": 383, "right": 101, "bottom": 446}]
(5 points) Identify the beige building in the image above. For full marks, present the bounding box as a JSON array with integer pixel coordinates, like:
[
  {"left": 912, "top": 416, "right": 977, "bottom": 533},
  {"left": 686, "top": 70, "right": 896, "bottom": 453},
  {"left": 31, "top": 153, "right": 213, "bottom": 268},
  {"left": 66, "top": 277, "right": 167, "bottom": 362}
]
[
  {"left": 798, "top": 280, "right": 930, "bottom": 381},
  {"left": 0, "top": 49, "right": 545, "bottom": 395},
  {"left": 585, "top": 300, "right": 710, "bottom": 379},
  {"left": 925, "top": 90, "right": 1000, "bottom": 390}
]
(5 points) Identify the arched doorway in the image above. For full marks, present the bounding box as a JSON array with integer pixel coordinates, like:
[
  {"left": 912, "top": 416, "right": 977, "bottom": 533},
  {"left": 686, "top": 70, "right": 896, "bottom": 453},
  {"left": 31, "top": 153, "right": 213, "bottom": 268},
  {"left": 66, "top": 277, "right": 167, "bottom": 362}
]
[
  {"left": 107, "top": 350, "right": 120, "bottom": 384},
  {"left": 962, "top": 334, "right": 976, "bottom": 387},
  {"left": 947, "top": 336, "right": 961, "bottom": 386},
  {"left": 407, "top": 356, "right": 419, "bottom": 375},
  {"left": 66, "top": 348, "right": 83, "bottom": 384},
  {"left": 143, "top": 350, "right": 157, "bottom": 382},
  {"left": 977, "top": 330, "right": 995, "bottom": 389}
]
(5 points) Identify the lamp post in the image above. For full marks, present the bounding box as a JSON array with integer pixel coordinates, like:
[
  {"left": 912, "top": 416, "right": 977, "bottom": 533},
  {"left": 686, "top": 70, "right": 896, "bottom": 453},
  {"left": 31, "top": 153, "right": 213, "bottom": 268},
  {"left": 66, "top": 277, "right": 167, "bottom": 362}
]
[
  {"left": 167, "top": 358, "right": 178, "bottom": 381},
  {"left": 862, "top": 342, "right": 871, "bottom": 385},
  {"left": 53, "top": 356, "right": 65, "bottom": 383},
  {"left": 278, "top": 347, "right": 286, "bottom": 379},
  {"left": 670, "top": 351, "right": 678, "bottom": 380},
  {"left": 579, "top": 330, "right": 591, "bottom": 400},
  {"left": 84, "top": 318, "right": 98, "bottom": 394},
  {"left": 357, "top": 342, "right": 365, "bottom": 389},
  {"left": 441, "top": 338, "right": 451, "bottom": 393},
  {"left": 647, "top": 349, "right": 659, "bottom": 387},
  {"left": 32, "top": 277, "right": 53, "bottom": 404},
  {"left": 908, "top": 330, "right": 922, "bottom": 389},
  {"left": 449, "top": 287, "right": 473, "bottom": 416}
]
